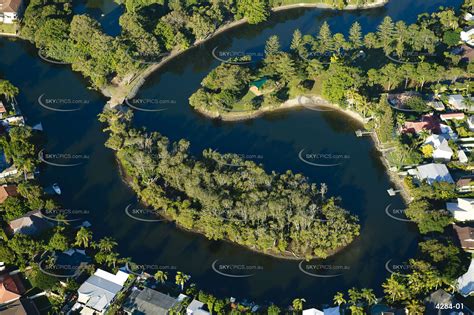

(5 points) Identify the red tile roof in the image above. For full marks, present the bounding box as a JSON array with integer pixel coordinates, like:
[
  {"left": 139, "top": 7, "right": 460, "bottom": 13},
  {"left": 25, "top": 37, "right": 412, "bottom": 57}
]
[
  {"left": 0, "top": 274, "right": 24, "bottom": 304},
  {"left": 0, "top": 185, "right": 17, "bottom": 203},
  {"left": 402, "top": 114, "right": 440, "bottom": 134},
  {"left": 454, "top": 225, "right": 474, "bottom": 251},
  {"left": 440, "top": 113, "right": 465, "bottom": 120},
  {"left": 0, "top": 0, "right": 22, "bottom": 13}
]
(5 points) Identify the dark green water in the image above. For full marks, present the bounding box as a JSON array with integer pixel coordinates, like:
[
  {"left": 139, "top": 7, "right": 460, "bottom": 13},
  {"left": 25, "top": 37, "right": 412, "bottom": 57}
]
[{"left": 0, "top": 0, "right": 463, "bottom": 308}]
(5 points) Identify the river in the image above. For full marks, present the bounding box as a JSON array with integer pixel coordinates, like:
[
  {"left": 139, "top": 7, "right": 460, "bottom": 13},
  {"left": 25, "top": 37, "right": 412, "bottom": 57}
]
[{"left": 0, "top": 0, "right": 463, "bottom": 308}]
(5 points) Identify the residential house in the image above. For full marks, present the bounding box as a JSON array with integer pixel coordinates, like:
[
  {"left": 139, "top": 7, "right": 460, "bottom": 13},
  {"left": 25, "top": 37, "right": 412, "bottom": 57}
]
[
  {"left": 401, "top": 114, "right": 440, "bottom": 134},
  {"left": 457, "top": 178, "right": 474, "bottom": 193},
  {"left": 440, "top": 123, "right": 458, "bottom": 140},
  {"left": 447, "top": 94, "right": 468, "bottom": 110},
  {"left": 0, "top": 0, "right": 23, "bottom": 24},
  {"left": 458, "top": 150, "right": 469, "bottom": 163},
  {"left": 0, "top": 298, "right": 40, "bottom": 314},
  {"left": 415, "top": 163, "right": 454, "bottom": 185},
  {"left": 465, "top": 13, "right": 474, "bottom": 22},
  {"left": 425, "top": 289, "right": 472, "bottom": 315},
  {"left": 0, "top": 165, "right": 18, "bottom": 179},
  {"left": 8, "top": 210, "right": 52, "bottom": 235},
  {"left": 447, "top": 198, "right": 474, "bottom": 222},
  {"left": 123, "top": 287, "right": 184, "bottom": 315},
  {"left": 0, "top": 184, "right": 17, "bottom": 203},
  {"left": 72, "top": 269, "right": 129, "bottom": 315},
  {"left": 461, "top": 28, "right": 474, "bottom": 47},
  {"left": 370, "top": 304, "right": 406, "bottom": 315},
  {"left": 0, "top": 102, "right": 6, "bottom": 118},
  {"left": 453, "top": 225, "right": 474, "bottom": 252},
  {"left": 457, "top": 259, "right": 474, "bottom": 296},
  {"left": 424, "top": 134, "right": 453, "bottom": 161},
  {"left": 302, "top": 307, "right": 340, "bottom": 315},
  {"left": 187, "top": 299, "right": 210, "bottom": 315},
  {"left": 0, "top": 152, "right": 17, "bottom": 179},
  {"left": 468, "top": 116, "right": 474, "bottom": 131},
  {"left": 440, "top": 112, "right": 465, "bottom": 121},
  {"left": 52, "top": 249, "right": 91, "bottom": 278},
  {"left": 429, "top": 100, "right": 446, "bottom": 111},
  {"left": 0, "top": 273, "right": 25, "bottom": 306}
]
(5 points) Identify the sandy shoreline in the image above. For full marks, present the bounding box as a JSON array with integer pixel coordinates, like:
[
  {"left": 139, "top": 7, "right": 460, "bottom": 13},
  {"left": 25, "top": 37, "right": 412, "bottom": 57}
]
[
  {"left": 196, "top": 94, "right": 411, "bottom": 203},
  {"left": 105, "top": 0, "right": 389, "bottom": 107}
]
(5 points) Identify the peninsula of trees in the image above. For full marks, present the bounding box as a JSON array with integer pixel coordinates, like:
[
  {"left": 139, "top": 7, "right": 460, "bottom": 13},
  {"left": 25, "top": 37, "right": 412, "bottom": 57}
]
[
  {"left": 20, "top": 0, "right": 386, "bottom": 100},
  {"left": 99, "top": 109, "right": 360, "bottom": 259},
  {"left": 190, "top": 5, "right": 470, "bottom": 120}
]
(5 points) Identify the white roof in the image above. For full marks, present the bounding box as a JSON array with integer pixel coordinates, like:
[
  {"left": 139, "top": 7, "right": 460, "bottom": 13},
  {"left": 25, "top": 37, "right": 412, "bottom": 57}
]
[
  {"left": 425, "top": 135, "right": 453, "bottom": 155},
  {"left": 187, "top": 299, "right": 210, "bottom": 315},
  {"left": 461, "top": 29, "right": 474, "bottom": 45},
  {"left": 94, "top": 269, "right": 129, "bottom": 286},
  {"left": 457, "top": 259, "right": 474, "bottom": 296},
  {"left": 77, "top": 269, "right": 128, "bottom": 312},
  {"left": 469, "top": 116, "right": 474, "bottom": 125},
  {"left": 465, "top": 13, "right": 474, "bottom": 21},
  {"left": 416, "top": 163, "right": 454, "bottom": 185},
  {"left": 447, "top": 198, "right": 474, "bottom": 221},
  {"left": 459, "top": 150, "right": 469, "bottom": 163},
  {"left": 303, "top": 309, "right": 324, "bottom": 315}
]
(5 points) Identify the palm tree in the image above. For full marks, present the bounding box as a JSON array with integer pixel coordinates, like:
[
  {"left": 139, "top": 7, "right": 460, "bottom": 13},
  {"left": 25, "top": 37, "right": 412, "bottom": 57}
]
[
  {"left": 383, "top": 275, "right": 409, "bottom": 302},
  {"left": 154, "top": 270, "right": 168, "bottom": 284},
  {"left": 349, "top": 305, "right": 365, "bottom": 315},
  {"left": 333, "top": 292, "right": 346, "bottom": 306},
  {"left": 105, "top": 252, "right": 119, "bottom": 268},
  {"left": 348, "top": 288, "right": 361, "bottom": 305},
  {"left": 405, "top": 300, "right": 425, "bottom": 315},
  {"left": 360, "top": 288, "right": 377, "bottom": 306},
  {"left": 75, "top": 227, "right": 93, "bottom": 248},
  {"left": 292, "top": 298, "right": 305, "bottom": 312},
  {"left": 97, "top": 237, "right": 117, "bottom": 252},
  {"left": 175, "top": 271, "right": 190, "bottom": 291}
]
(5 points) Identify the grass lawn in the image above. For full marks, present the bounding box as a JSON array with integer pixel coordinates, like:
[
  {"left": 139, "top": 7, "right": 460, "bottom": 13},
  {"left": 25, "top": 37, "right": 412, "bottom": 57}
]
[
  {"left": 0, "top": 22, "right": 18, "bottom": 34},
  {"left": 232, "top": 90, "right": 257, "bottom": 111}
]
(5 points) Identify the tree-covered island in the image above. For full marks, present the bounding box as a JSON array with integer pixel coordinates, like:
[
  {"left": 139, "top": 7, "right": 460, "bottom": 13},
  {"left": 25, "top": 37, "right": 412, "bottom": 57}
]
[{"left": 99, "top": 109, "right": 360, "bottom": 260}]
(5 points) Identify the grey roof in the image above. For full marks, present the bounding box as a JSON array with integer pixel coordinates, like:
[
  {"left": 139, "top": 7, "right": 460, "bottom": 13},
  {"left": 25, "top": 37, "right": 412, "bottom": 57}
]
[
  {"left": 78, "top": 274, "right": 123, "bottom": 311},
  {"left": 123, "top": 287, "right": 179, "bottom": 315},
  {"left": 416, "top": 163, "right": 454, "bottom": 185},
  {"left": 8, "top": 210, "right": 52, "bottom": 235}
]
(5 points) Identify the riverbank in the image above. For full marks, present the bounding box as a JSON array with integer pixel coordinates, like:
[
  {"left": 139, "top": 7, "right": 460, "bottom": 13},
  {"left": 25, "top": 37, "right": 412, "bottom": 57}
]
[
  {"left": 195, "top": 93, "right": 412, "bottom": 204},
  {"left": 104, "top": 0, "right": 389, "bottom": 107}
]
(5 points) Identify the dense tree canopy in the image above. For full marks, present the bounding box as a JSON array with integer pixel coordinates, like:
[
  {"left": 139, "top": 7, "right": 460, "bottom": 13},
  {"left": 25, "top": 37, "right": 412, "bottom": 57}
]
[{"left": 99, "top": 109, "right": 360, "bottom": 259}]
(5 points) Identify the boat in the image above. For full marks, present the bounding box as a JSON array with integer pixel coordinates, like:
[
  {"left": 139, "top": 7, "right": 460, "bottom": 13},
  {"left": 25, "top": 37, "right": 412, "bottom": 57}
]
[{"left": 52, "top": 183, "right": 61, "bottom": 195}]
